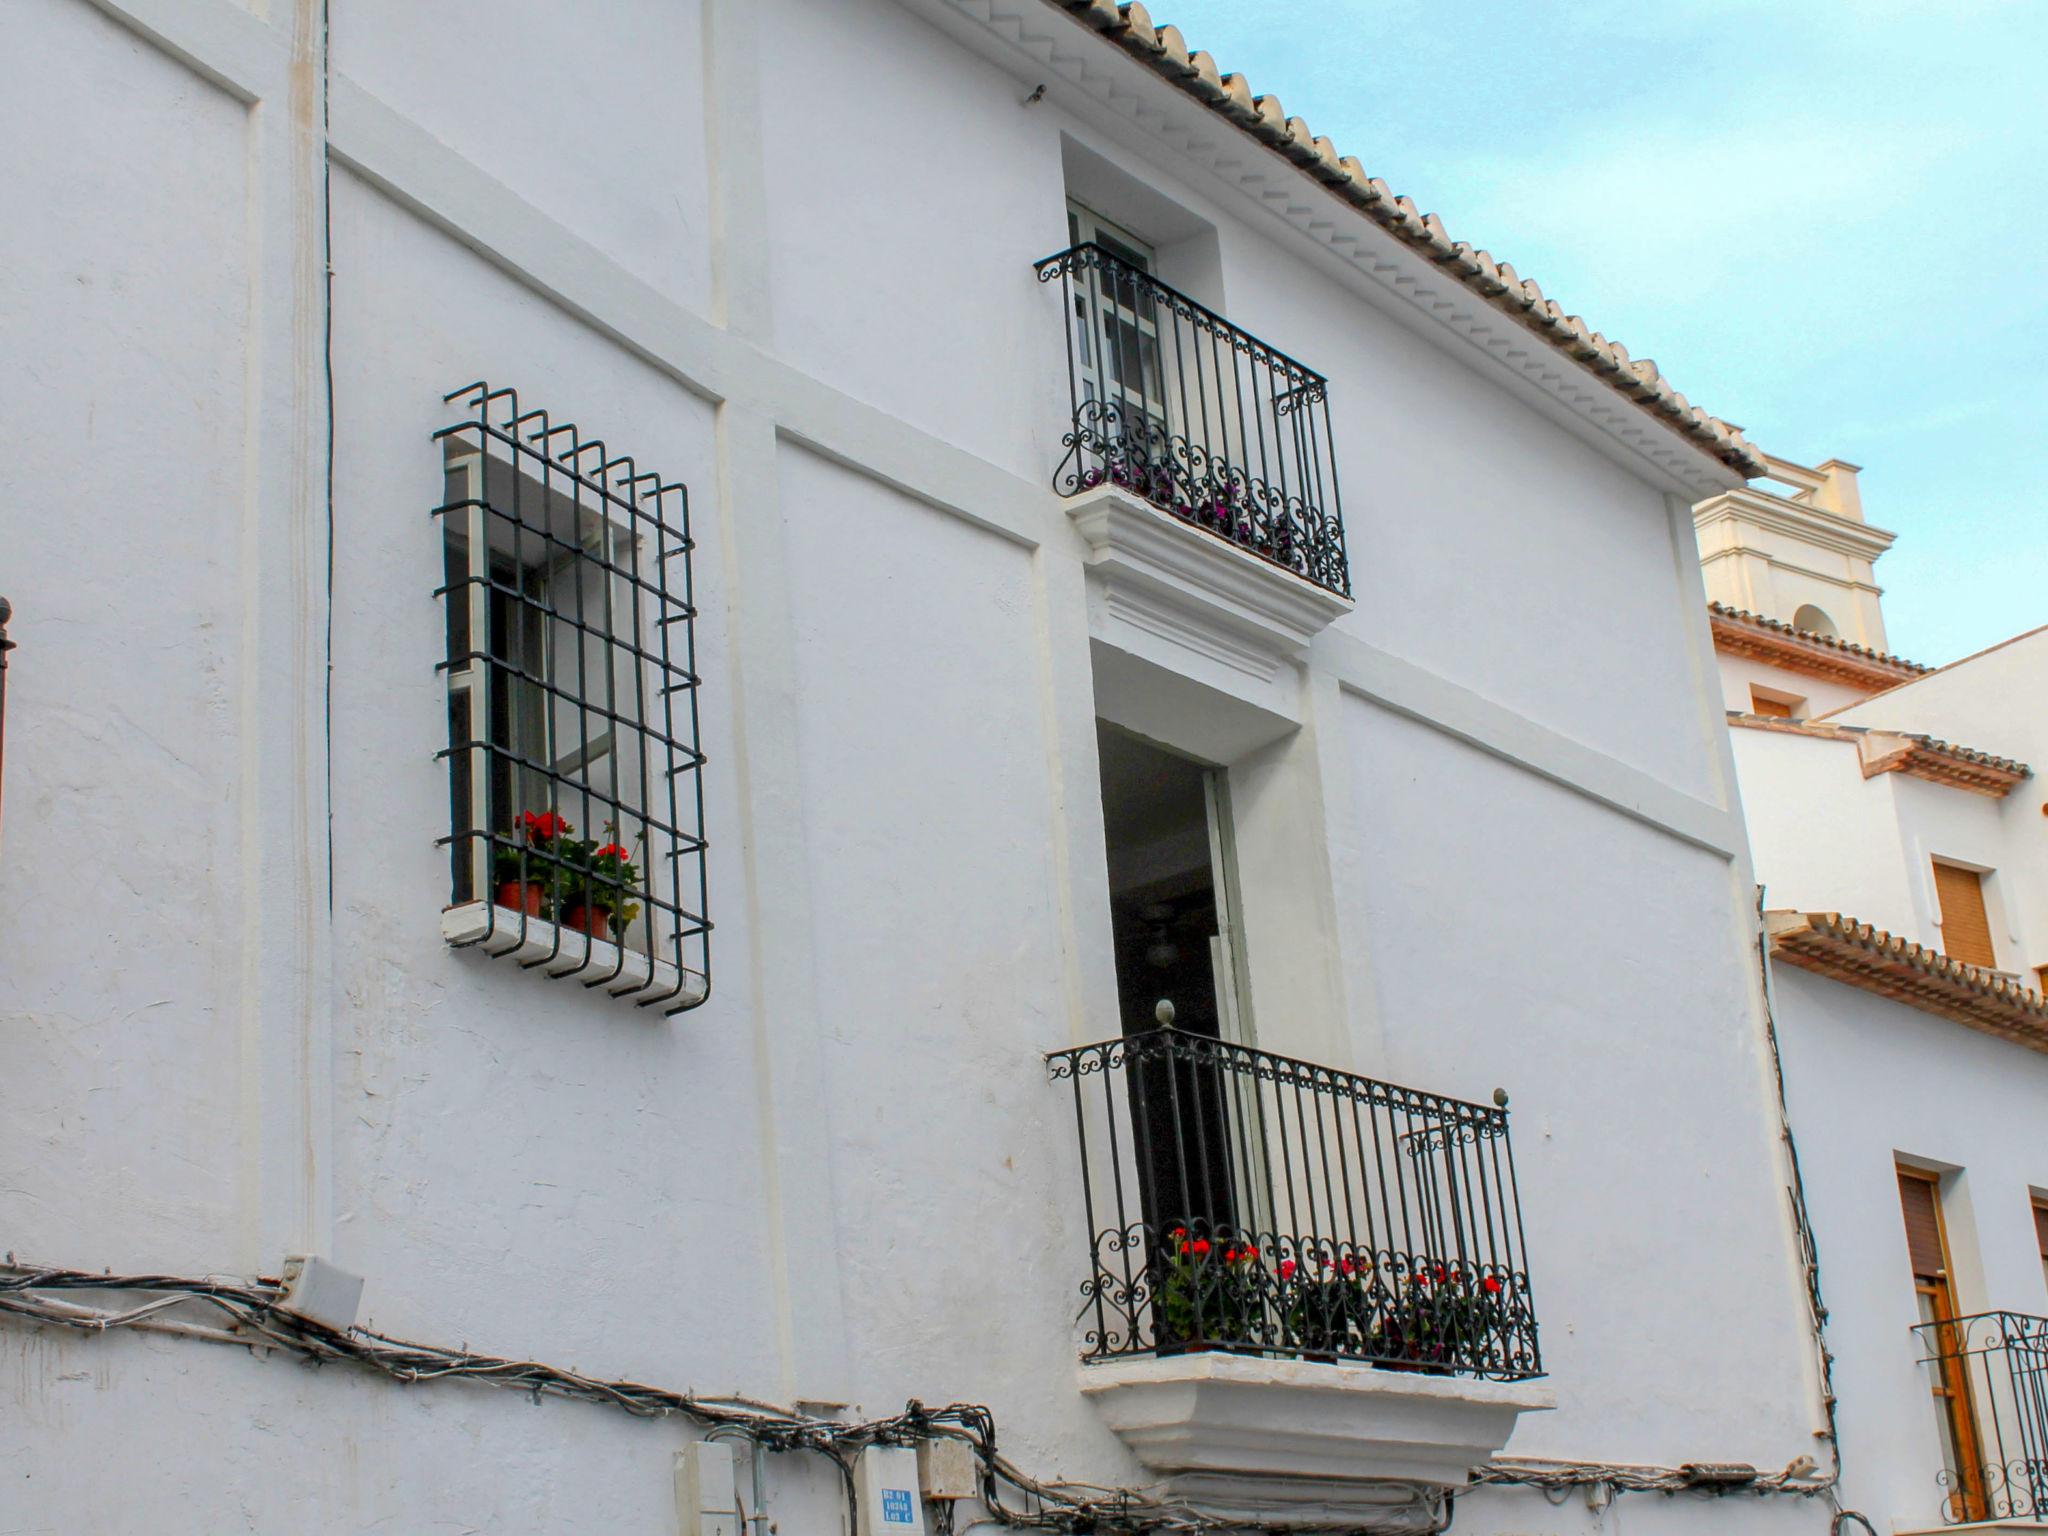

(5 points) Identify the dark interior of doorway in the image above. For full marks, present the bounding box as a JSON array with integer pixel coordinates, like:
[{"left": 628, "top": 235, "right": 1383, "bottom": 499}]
[{"left": 1094, "top": 721, "right": 1236, "bottom": 1240}]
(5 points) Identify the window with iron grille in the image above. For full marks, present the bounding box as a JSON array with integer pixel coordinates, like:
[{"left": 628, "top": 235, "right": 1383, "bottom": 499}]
[{"left": 433, "top": 381, "right": 710, "bottom": 1013}]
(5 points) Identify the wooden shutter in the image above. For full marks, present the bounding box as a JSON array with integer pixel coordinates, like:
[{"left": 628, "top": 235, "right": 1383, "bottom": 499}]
[
  {"left": 1899, "top": 1169, "right": 1946, "bottom": 1281},
  {"left": 1750, "top": 688, "right": 1795, "bottom": 719},
  {"left": 2034, "top": 1201, "right": 2048, "bottom": 1265},
  {"left": 1932, "top": 862, "right": 1996, "bottom": 969}
]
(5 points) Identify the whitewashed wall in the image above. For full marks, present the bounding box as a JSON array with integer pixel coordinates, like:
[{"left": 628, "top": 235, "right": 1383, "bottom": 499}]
[
  {"left": 1773, "top": 966, "right": 2048, "bottom": 1531},
  {"left": 0, "top": 1, "right": 1828, "bottom": 1532},
  {"left": 1732, "top": 728, "right": 2017, "bottom": 952},
  {"left": 1831, "top": 631, "right": 2048, "bottom": 979}
]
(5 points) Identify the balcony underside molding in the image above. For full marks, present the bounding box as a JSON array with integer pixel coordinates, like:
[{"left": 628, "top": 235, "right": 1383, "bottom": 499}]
[
  {"left": 1080, "top": 1352, "right": 1554, "bottom": 1512},
  {"left": 1068, "top": 485, "right": 1354, "bottom": 654},
  {"left": 1069, "top": 485, "right": 1353, "bottom": 760}
]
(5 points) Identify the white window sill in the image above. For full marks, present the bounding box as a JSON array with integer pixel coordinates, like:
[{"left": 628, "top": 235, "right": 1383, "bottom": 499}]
[
  {"left": 1079, "top": 1350, "right": 1553, "bottom": 1512},
  {"left": 441, "top": 902, "right": 708, "bottom": 1012}
]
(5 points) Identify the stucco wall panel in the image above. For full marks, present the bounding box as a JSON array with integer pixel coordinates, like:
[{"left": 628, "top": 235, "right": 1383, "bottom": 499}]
[
  {"left": 756, "top": 0, "right": 1068, "bottom": 487},
  {"left": 1204, "top": 224, "right": 1720, "bottom": 802},
  {"left": 0, "top": 0, "right": 255, "bottom": 1271},
  {"left": 318, "top": 171, "right": 774, "bottom": 1386},
  {"left": 333, "top": 0, "right": 714, "bottom": 317},
  {"left": 773, "top": 444, "right": 1105, "bottom": 1453},
  {"left": 1337, "top": 696, "right": 1815, "bottom": 1470}
]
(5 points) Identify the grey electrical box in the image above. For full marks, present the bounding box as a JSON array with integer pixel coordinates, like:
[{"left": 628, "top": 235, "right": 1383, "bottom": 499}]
[
  {"left": 674, "top": 1440, "right": 741, "bottom": 1536},
  {"left": 277, "top": 1255, "right": 364, "bottom": 1332},
  {"left": 917, "top": 1438, "right": 978, "bottom": 1502}
]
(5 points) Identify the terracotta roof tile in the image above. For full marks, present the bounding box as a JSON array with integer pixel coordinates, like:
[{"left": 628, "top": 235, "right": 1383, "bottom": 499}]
[
  {"left": 1725, "top": 712, "right": 2029, "bottom": 796},
  {"left": 1708, "top": 602, "right": 1930, "bottom": 688},
  {"left": 1767, "top": 911, "right": 2048, "bottom": 1053},
  {"left": 1043, "top": 1, "right": 1765, "bottom": 476}
]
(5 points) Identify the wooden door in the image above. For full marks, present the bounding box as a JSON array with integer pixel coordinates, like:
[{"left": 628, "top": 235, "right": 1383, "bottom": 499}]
[{"left": 1900, "top": 1166, "right": 1986, "bottom": 1523}]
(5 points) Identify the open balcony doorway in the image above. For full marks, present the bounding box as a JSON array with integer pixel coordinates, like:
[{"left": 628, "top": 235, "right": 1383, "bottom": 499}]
[{"left": 1095, "top": 722, "right": 1253, "bottom": 1245}]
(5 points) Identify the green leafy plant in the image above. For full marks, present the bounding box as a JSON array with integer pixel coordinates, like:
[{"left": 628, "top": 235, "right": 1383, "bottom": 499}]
[
  {"left": 560, "top": 823, "right": 645, "bottom": 931},
  {"left": 1156, "top": 1227, "right": 1267, "bottom": 1348}
]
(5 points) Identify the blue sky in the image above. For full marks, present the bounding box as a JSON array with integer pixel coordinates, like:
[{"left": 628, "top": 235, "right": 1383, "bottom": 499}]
[{"left": 1150, "top": 0, "right": 2047, "bottom": 664}]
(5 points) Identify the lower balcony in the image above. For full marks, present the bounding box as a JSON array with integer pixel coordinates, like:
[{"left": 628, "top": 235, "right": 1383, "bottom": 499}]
[
  {"left": 1908, "top": 1311, "right": 2048, "bottom": 1531},
  {"left": 1046, "top": 1026, "right": 1552, "bottom": 1509}
]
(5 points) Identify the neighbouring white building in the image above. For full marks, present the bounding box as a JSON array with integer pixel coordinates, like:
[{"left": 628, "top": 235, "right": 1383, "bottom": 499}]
[
  {"left": 1696, "top": 460, "right": 2048, "bottom": 1533},
  {"left": 1, "top": 3, "right": 1890, "bottom": 1533}
]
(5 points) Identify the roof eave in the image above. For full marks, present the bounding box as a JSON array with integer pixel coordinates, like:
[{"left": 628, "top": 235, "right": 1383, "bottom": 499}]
[{"left": 1766, "top": 911, "right": 2048, "bottom": 1054}]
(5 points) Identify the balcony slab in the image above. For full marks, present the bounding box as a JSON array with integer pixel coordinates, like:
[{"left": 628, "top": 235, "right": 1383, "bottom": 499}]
[{"left": 1079, "top": 1350, "right": 1552, "bottom": 1513}]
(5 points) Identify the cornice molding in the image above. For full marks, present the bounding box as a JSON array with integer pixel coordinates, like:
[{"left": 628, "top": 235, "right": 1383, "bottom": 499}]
[{"left": 1693, "top": 491, "right": 1898, "bottom": 564}]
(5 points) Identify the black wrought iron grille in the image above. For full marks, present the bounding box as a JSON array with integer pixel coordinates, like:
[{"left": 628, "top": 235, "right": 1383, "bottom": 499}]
[
  {"left": 1034, "top": 242, "right": 1350, "bottom": 598},
  {"left": 1913, "top": 1311, "right": 2048, "bottom": 1524},
  {"left": 432, "top": 382, "right": 710, "bottom": 1012},
  {"left": 1046, "top": 1027, "right": 1540, "bottom": 1379}
]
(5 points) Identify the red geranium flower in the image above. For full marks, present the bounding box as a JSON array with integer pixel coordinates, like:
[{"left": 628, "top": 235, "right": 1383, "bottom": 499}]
[
  {"left": 1278, "top": 1259, "right": 1298, "bottom": 1280},
  {"left": 1191, "top": 1239, "right": 1210, "bottom": 1257},
  {"left": 519, "top": 810, "right": 570, "bottom": 842},
  {"left": 1482, "top": 1276, "right": 1504, "bottom": 1295},
  {"left": 593, "top": 843, "right": 631, "bottom": 861}
]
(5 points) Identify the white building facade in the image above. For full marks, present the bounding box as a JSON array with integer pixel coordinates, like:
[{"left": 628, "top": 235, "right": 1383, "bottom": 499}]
[
  {"left": 1, "top": 2, "right": 1850, "bottom": 1533},
  {"left": 1698, "top": 461, "right": 2048, "bottom": 1533}
]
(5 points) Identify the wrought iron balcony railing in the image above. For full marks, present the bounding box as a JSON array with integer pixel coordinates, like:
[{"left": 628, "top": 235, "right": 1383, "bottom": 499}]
[
  {"left": 1046, "top": 1026, "right": 1541, "bottom": 1380},
  {"left": 1913, "top": 1310, "right": 2048, "bottom": 1524},
  {"left": 1034, "top": 243, "right": 1350, "bottom": 599}
]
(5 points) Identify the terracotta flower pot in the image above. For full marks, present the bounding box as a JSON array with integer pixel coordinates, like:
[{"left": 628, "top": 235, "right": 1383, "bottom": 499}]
[
  {"left": 495, "top": 880, "right": 548, "bottom": 918},
  {"left": 561, "top": 903, "right": 611, "bottom": 942}
]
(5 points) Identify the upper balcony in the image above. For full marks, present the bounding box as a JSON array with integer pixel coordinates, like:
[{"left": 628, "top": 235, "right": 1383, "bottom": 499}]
[
  {"left": 1034, "top": 243, "right": 1351, "bottom": 601},
  {"left": 1046, "top": 1023, "right": 1550, "bottom": 1511}
]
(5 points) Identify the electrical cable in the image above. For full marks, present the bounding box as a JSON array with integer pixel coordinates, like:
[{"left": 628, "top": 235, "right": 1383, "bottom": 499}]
[{"left": 0, "top": 1261, "right": 1442, "bottom": 1534}]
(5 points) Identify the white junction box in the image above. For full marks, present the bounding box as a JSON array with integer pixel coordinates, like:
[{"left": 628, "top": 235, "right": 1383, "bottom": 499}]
[
  {"left": 277, "top": 1255, "right": 364, "bottom": 1332},
  {"left": 674, "top": 1440, "right": 740, "bottom": 1536},
  {"left": 855, "top": 1446, "right": 926, "bottom": 1536}
]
